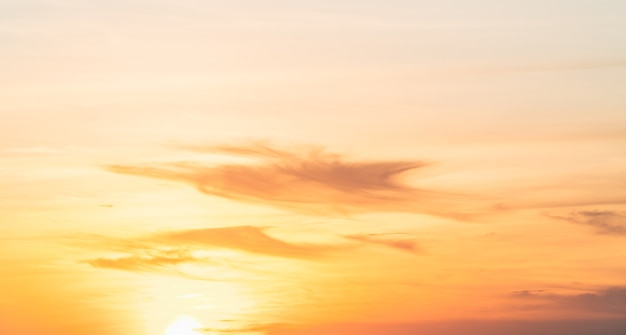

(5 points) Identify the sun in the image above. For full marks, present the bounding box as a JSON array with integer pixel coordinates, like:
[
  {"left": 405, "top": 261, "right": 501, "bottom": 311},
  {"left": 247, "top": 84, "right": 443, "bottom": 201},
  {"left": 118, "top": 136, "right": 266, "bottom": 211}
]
[{"left": 164, "top": 315, "right": 203, "bottom": 335}]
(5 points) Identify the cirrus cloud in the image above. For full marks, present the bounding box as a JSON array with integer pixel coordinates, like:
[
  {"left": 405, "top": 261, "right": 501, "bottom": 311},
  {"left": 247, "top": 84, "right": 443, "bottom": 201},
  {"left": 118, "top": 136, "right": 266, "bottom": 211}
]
[
  {"left": 551, "top": 210, "right": 626, "bottom": 235},
  {"left": 108, "top": 142, "right": 479, "bottom": 219}
]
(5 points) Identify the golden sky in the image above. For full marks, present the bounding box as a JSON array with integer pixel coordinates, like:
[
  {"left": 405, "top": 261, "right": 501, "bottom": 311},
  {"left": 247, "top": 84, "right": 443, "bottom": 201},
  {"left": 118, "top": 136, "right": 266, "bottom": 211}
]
[{"left": 1, "top": 1, "right": 626, "bottom": 335}]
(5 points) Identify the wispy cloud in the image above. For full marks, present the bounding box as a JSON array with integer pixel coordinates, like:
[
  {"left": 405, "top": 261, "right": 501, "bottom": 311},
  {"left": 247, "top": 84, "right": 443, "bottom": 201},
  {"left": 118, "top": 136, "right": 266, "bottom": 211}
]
[
  {"left": 152, "top": 226, "right": 337, "bottom": 259},
  {"left": 80, "top": 225, "right": 346, "bottom": 279},
  {"left": 82, "top": 225, "right": 338, "bottom": 260},
  {"left": 344, "top": 233, "right": 422, "bottom": 253},
  {"left": 197, "top": 322, "right": 284, "bottom": 334},
  {"left": 511, "top": 286, "right": 626, "bottom": 316},
  {"left": 86, "top": 248, "right": 198, "bottom": 272},
  {"left": 551, "top": 210, "right": 626, "bottom": 235},
  {"left": 80, "top": 225, "right": 428, "bottom": 279},
  {"left": 108, "top": 142, "right": 478, "bottom": 219},
  {"left": 84, "top": 247, "right": 253, "bottom": 281}
]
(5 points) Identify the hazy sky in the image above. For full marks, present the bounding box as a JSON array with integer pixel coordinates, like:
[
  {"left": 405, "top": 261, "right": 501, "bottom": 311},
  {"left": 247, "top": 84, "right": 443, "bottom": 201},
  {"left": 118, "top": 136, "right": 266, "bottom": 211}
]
[{"left": 1, "top": 1, "right": 626, "bottom": 335}]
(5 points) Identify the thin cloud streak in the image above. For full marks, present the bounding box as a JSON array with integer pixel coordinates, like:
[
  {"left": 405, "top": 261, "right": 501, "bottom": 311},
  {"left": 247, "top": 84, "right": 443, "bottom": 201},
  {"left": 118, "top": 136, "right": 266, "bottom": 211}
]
[
  {"left": 87, "top": 248, "right": 194, "bottom": 271},
  {"left": 85, "top": 248, "right": 202, "bottom": 275},
  {"left": 197, "top": 322, "right": 284, "bottom": 334},
  {"left": 344, "top": 233, "right": 422, "bottom": 254},
  {"left": 81, "top": 225, "right": 340, "bottom": 261},
  {"left": 551, "top": 210, "right": 626, "bottom": 235},
  {"left": 84, "top": 248, "right": 249, "bottom": 281},
  {"left": 153, "top": 226, "right": 338, "bottom": 259},
  {"left": 511, "top": 286, "right": 626, "bottom": 316}
]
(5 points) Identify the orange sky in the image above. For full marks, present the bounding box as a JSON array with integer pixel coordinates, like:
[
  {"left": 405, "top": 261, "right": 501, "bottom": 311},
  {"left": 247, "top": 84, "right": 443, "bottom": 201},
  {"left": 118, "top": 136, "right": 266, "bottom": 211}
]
[{"left": 1, "top": 1, "right": 626, "bottom": 335}]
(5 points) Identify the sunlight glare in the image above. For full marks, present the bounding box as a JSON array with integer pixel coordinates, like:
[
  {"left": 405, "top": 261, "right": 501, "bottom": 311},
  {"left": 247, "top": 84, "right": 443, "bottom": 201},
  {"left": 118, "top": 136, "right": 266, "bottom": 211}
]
[{"left": 164, "top": 315, "right": 203, "bottom": 335}]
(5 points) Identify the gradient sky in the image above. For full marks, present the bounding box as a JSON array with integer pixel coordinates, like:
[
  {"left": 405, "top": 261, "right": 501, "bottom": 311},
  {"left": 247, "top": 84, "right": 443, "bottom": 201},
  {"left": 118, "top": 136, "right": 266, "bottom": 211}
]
[{"left": 1, "top": 1, "right": 626, "bottom": 335}]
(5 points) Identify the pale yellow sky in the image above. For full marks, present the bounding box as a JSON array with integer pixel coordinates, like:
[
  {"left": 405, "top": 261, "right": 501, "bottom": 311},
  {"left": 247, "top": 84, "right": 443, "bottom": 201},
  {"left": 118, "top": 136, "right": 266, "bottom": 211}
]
[{"left": 1, "top": 1, "right": 626, "bottom": 335}]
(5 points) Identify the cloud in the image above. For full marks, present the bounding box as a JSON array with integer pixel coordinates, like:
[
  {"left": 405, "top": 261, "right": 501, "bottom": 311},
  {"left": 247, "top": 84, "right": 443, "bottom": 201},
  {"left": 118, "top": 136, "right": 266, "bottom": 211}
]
[
  {"left": 80, "top": 225, "right": 347, "bottom": 279},
  {"left": 511, "top": 286, "right": 626, "bottom": 316},
  {"left": 86, "top": 248, "right": 197, "bottom": 272},
  {"left": 552, "top": 210, "right": 626, "bottom": 235},
  {"left": 108, "top": 142, "right": 477, "bottom": 218},
  {"left": 80, "top": 224, "right": 432, "bottom": 279},
  {"left": 197, "top": 322, "right": 284, "bottom": 334},
  {"left": 83, "top": 225, "right": 340, "bottom": 260},
  {"left": 84, "top": 247, "right": 251, "bottom": 281},
  {"left": 510, "top": 289, "right": 546, "bottom": 297},
  {"left": 152, "top": 225, "right": 337, "bottom": 259},
  {"left": 265, "top": 320, "right": 626, "bottom": 335},
  {"left": 344, "top": 233, "right": 422, "bottom": 253}
]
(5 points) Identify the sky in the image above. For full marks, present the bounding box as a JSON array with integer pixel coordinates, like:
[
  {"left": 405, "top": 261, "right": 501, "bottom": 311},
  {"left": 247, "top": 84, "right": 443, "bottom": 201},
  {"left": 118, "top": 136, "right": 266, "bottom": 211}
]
[{"left": 1, "top": 0, "right": 626, "bottom": 334}]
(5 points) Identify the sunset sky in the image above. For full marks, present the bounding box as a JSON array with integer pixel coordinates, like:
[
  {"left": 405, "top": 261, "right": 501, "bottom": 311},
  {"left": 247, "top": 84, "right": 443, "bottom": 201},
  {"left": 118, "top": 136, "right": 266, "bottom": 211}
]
[{"left": 1, "top": 1, "right": 626, "bottom": 335}]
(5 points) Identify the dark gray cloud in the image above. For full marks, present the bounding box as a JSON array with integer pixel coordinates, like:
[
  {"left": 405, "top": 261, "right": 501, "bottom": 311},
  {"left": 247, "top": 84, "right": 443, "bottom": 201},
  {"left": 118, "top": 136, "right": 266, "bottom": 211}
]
[
  {"left": 511, "top": 286, "right": 626, "bottom": 316},
  {"left": 553, "top": 210, "right": 626, "bottom": 235},
  {"left": 108, "top": 142, "right": 477, "bottom": 219}
]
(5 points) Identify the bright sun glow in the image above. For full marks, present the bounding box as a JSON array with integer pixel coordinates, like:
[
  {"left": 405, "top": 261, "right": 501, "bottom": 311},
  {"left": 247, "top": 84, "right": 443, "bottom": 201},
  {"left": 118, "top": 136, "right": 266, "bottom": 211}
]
[{"left": 164, "top": 316, "right": 203, "bottom": 335}]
